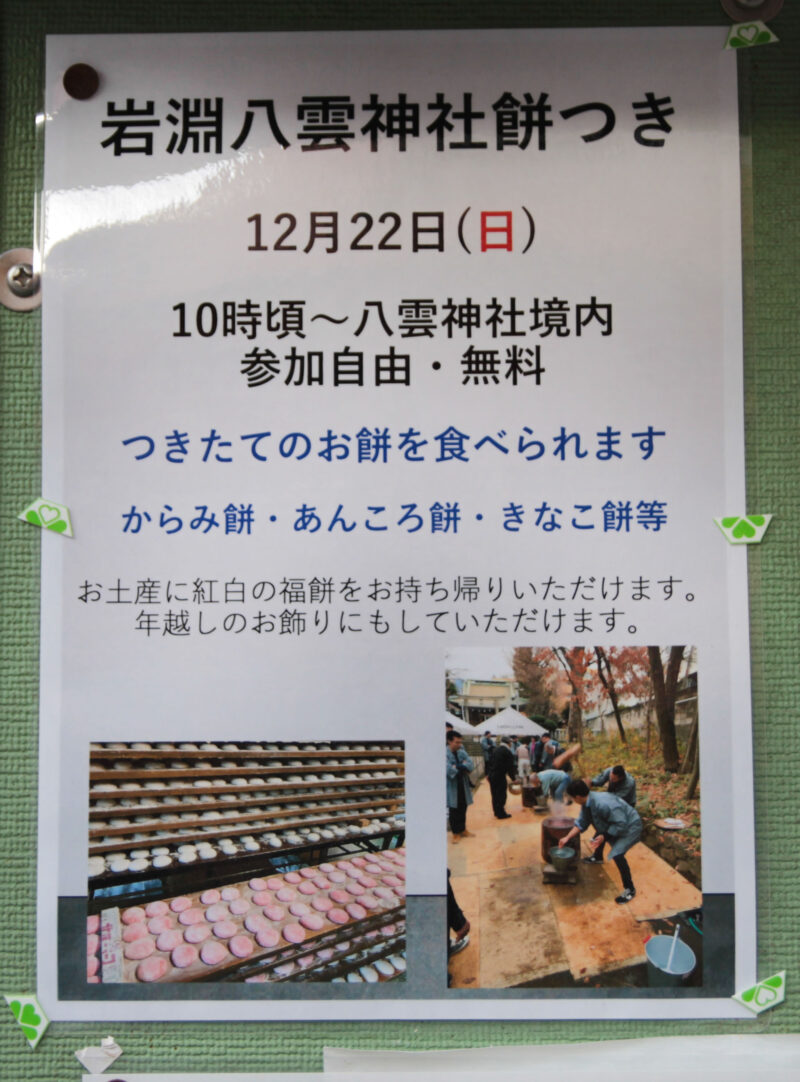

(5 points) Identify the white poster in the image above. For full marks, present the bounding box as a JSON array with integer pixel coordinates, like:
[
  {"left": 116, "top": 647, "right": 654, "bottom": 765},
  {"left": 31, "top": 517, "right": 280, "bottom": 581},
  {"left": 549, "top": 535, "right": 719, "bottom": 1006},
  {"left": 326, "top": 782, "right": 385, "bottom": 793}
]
[{"left": 39, "top": 28, "right": 755, "bottom": 1020}]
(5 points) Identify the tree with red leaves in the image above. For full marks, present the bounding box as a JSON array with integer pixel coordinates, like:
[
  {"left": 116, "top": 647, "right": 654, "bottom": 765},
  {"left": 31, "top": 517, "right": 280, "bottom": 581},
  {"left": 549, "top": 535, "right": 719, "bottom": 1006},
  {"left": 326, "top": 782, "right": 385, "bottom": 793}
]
[{"left": 594, "top": 646, "right": 652, "bottom": 743}]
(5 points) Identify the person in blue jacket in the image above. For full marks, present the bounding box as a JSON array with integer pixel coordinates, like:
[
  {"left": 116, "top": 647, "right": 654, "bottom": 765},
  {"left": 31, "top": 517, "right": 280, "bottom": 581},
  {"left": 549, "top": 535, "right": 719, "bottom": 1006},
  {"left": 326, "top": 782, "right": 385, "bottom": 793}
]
[
  {"left": 558, "top": 778, "right": 642, "bottom": 904},
  {"left": 529, "top": 768, "right": 570, "bottom": 803},
  {"left": 591, "top": 764, "right": 637, "bottom": 807},
  {"left": 446, "top": 730, "right": 475, "bottom": 841},
  {"left": 533, "top": 733, "right": 560, "bottom": 770}
]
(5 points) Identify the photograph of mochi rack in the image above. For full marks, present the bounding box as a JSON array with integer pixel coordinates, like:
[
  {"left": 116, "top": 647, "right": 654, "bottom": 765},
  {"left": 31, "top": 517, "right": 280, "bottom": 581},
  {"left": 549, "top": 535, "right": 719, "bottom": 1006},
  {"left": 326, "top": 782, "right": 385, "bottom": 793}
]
[{"left": 86, "top": 740, "right": 406, "bottom": 985}]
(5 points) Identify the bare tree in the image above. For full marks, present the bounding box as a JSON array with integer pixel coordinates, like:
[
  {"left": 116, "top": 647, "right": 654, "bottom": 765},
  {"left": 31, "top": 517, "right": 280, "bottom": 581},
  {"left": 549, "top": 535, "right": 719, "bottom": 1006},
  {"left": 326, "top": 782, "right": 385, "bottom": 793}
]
[
  {"left": 680, "top": 710, "right": 699, "bottom": 777},
  {"left": 681, "top": 694, "right": 700, "bottom": 798},
  {"left": 594, "top": 646, "right": 626, "bottom": 743},
  {"left": 647, "top": 645, "right": 685, "bottom": 772},
  {"left": 685, "top": 749, "right": 700, "bottom": 800}
]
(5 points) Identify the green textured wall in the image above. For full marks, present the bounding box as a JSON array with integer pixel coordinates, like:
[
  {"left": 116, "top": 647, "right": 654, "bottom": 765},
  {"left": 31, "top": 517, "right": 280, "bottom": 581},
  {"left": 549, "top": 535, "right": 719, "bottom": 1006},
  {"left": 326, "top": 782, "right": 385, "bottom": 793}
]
[{"left": 1, "top": 2, "right": 798, "bottom": 1076}]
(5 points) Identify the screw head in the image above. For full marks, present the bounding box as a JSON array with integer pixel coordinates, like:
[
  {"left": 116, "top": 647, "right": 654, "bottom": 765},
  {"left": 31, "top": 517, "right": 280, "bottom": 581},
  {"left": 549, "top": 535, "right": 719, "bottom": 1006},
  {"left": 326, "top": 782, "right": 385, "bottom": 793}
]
[
  {"left": 0, "top": 250, "right": 40, "bottom": 310},
  {"left": 7, "top": 262, "right": 37, "bottom": 298}
]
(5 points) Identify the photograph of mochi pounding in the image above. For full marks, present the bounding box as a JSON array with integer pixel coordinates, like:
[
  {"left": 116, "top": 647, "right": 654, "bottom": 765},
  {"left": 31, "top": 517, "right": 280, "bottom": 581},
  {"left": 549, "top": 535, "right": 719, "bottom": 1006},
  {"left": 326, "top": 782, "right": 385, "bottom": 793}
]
[
  {"left": 446, "top": 646, "right": 704, "bottom": 991},
  {"left": 86, "top": 740, "right": 406, "bottom": 985}
]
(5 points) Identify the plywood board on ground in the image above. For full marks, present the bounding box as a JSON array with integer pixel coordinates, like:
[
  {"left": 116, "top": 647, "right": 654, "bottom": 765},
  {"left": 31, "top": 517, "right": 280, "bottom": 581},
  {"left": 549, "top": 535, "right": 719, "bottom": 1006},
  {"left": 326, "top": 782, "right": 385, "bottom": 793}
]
[
  {"left": 478, "top": 866, "right": 568, "bottom": 987},
  {"left": 617, "top": 842, "right": 702, "bottom": 921},
  {"left": 448, "top": 837, "right": 508, "bottom": 876},
  {"left": 447, "top": 776, "right": 701, "bottom": 987},
  {"left": 548, "top": 863, "right": 649, "bottom": 979}
]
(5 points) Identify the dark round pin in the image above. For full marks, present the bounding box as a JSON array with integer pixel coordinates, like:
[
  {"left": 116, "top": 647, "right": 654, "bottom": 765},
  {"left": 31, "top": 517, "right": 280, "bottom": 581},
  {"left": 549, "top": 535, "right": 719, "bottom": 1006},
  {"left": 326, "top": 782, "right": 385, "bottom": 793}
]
[
  {"left": 720, "top": 0, "right": 784, "bottom": 21},
  {"left": 63, "top": 63, "right": 100, "bottom": 101}
]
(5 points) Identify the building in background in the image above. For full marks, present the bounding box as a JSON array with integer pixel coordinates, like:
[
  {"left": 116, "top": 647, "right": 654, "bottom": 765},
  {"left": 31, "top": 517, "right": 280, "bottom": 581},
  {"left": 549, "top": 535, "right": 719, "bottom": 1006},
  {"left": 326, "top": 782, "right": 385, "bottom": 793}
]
[{"left": 449, "top": 678, "right": 526, "bottom": 726}]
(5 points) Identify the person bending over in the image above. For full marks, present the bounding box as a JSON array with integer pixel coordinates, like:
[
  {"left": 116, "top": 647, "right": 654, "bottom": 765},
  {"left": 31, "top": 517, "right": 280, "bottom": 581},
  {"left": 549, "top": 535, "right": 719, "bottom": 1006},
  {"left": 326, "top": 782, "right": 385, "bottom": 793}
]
[
  {"left": 590, "top": 764, "right": 637, "bottom": 807},
  {"left": 559, "top": 778, "right": 642, "bottom": 904},
  {"left": 529, "top": 768, "right": 570, "bottom": 803}
]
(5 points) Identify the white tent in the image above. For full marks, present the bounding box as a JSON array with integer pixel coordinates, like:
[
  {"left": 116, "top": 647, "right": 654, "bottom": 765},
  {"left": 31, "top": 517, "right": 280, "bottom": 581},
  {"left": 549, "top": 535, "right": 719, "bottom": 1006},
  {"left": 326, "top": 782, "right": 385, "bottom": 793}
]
[
  {"left": 473, "top": 707, "right": 547, "bottom": 737},
  {"left": 445, "top": 713, "right": 478, "bottom": 735}
]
